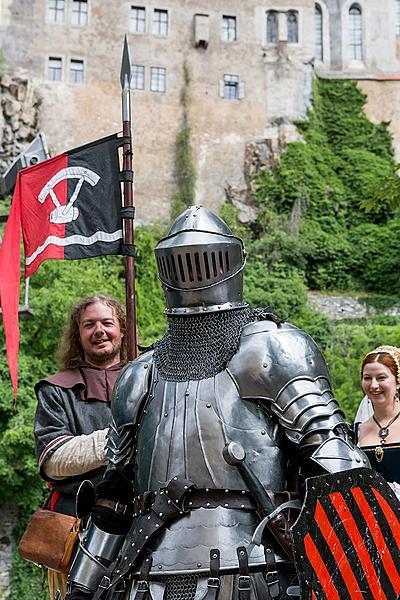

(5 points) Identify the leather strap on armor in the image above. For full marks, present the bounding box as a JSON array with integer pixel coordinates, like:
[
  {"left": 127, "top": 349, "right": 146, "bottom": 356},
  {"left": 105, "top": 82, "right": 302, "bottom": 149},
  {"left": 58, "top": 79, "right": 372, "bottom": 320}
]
[
  {"left": 96, "top": 498, "right": 134, "bottom": 516},
  {"left": 237, "top": 547, "right": 251, "bottom": 600},
  {"left": 93, "top": 476, "right": 196, "bottom": 599},
  {"left": 264, "top": 546, "right": 280, "bottom": 599},
  {"left": 203, "top": 549, "right": 220, "bottom": 600},
  {"left": 133, "top": 555, "right": 153, "bottom": 600},
  {"left": 133, "top": 488, "right": 256, "bottom": 516}
]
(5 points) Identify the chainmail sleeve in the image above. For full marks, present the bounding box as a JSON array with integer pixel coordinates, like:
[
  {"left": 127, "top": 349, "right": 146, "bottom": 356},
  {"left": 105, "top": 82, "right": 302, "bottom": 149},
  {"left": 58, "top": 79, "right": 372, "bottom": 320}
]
[{"left": 228, "top": 319, "right": 369, "bottom": 475}]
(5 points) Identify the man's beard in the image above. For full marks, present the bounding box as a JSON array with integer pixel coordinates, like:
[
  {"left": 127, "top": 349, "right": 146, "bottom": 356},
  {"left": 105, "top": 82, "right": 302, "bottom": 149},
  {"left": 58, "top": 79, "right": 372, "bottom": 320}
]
[{"left": 85, "top": 343, "right": 121, "bottom": 365}]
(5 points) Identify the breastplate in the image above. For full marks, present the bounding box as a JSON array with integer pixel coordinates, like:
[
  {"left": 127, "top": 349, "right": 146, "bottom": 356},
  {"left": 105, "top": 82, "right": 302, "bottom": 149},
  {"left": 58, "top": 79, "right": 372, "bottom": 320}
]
[{"left": 133, "top": 367, "right": 287, "bottom": 574}]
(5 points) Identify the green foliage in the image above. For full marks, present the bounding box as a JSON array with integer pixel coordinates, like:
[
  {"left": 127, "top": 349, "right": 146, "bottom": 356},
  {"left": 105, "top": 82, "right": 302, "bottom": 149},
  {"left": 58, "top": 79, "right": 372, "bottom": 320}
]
[{"left": 253, "top": 77, "right": 398, "bottom": 294}]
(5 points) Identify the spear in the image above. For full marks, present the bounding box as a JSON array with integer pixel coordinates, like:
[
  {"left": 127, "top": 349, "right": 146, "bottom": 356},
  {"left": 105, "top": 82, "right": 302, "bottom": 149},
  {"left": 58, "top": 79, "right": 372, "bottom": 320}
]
[{"left": 120, "top": 35, "right": 137, "bottom": 360}]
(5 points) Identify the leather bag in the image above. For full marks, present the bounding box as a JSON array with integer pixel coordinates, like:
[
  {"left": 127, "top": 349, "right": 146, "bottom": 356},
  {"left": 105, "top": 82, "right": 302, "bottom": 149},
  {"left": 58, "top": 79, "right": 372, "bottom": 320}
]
[{"left": 18, "top": 508, "right": 81, "bottom": 573}]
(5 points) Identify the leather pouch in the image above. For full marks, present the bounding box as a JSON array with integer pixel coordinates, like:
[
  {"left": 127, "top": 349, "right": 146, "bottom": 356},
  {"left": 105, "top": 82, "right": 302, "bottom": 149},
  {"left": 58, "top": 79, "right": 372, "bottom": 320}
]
[{"left": 18, "top": 508, "right": 81, "bottom": 573}]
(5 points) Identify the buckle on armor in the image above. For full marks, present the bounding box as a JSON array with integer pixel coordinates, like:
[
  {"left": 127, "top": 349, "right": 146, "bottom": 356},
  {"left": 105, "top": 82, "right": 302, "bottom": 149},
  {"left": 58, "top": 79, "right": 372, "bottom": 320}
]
[
  {"left": 99, "top": 576, "right": 111, "bottom": 589},
  {"left": 114, "top": 502, "right": 127, "bottom": 515},
  {"left": 266, "top": 570, "right": 280, "bottom": 598},
  {"left": 207, "top": 577, "right": 220, "bottom": 589},
  {"left": 238, "top": 575, "right": 251, "bottom": 591}
]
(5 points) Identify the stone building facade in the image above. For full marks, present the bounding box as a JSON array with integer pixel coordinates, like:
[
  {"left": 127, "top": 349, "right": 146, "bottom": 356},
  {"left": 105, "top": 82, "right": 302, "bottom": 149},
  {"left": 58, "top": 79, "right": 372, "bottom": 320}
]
[{"left": 0, "top": 0, "right": 400, "bottom": 222}]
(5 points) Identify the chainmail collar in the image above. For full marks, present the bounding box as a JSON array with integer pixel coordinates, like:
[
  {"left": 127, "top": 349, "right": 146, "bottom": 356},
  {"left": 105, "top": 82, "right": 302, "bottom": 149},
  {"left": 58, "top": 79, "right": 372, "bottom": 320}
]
[{"left": 154, "top": 307, "right": 282, "bottom": 381}]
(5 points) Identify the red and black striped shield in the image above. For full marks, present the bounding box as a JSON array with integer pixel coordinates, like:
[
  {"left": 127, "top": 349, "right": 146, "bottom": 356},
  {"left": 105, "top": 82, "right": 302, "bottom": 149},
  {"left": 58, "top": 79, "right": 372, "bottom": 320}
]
[{"left": 292, "top": 467, "right": 400, "bottom": 600}]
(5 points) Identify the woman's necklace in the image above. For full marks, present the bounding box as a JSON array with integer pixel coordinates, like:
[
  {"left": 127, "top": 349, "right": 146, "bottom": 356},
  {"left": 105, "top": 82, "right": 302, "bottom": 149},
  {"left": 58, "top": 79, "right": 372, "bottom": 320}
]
[{"left": 373, "top": 409, "right": 400, "bottom": 462}]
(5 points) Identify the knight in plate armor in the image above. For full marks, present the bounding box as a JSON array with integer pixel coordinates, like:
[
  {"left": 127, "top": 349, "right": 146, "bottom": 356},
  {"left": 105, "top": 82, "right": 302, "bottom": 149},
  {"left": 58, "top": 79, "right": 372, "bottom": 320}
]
[{"left": 66, "top": 205, "right": 369, "bottom": 600}]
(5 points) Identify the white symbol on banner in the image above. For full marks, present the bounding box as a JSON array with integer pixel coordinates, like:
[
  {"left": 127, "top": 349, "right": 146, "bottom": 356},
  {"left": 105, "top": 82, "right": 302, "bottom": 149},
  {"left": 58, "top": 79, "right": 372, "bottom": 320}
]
[{"left": 38, "top": 166, "right": 100, "bottom": 224}]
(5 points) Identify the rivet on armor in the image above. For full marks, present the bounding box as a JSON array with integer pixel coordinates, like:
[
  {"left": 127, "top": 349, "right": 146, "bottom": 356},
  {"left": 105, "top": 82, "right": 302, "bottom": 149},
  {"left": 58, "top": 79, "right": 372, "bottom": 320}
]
[
  {"left": 263, "top": 363, "right": 268, "bottom": 368},
  {"left": 206, "top": 403, "right": 211, "bottom": 408},
  {"left": 189, "top": 501, "right": 193, "bottom": 506},
  {"left": 156, "top": 524, "right": 159, "bottom": 528},
  {"left": 168, "top": 499, "right": 171, "bottom": 504},
  {"left": 145, "top": 535, "right": 149, "bottom": 540},
  {"left": 224, "top": 503, "right": 228, "bottom": 507},
  {"left": 261, "top": 430, "right": 266, "bottom": 435},
  {"left": 240, "top": 551, "right": 244, "bottom": 556},
  {"left": 179, "top": 511, "right": 183, "bottom": 514},
  {"left": 164, "top": 413, "right": 168, "bottom": 417},
  {"left": 144, "top": 364, "right": 149, "bottom": 369},
  {"left": 146, "top": 558, "right": 150, "bottom": 562},
  {"left": 197, "top": 563, "right": 202, "bottom": 568},
  {"left": 241, "top": 504, "right": 245, "bottom": 508},
  {"left": 241, "top": 490, "right": 246, "bottom": 494},
  {"left": 124, "top": 556, "right": 127, "bottom": 560},
  {"left": 131, "top": 542, "right": 135, "bottom": 547},
  {"left": 266, "top": 548, "right": 271, "bottom": 553},
  {"left": 147, "top": 516, "right": 151, "bottom": 520},
  {"left": 174, "top": 476, "right": 178, "bottom": 480},
  {"left": 207, "top": 503, "right": 210, "bottom": 507},
  {"left": 139, "top": 529, "right": 143, "bottom": 533},
  {"left": 137, "top": 549, "right": 140, "bottom": 553},
  {"left": 159, "top": 512, "right": 163, "bottom": 517},
  {"left": 184, "top": 485, "right": 188, "bottom": 489},
  {"left": 213, "top": 553, "right": 217, "bottom": 558},
  {"left": 206, "top": 488, "right": 209, "bottom": 492},
  {"left": 225, "top": 489, "right": 229, "bottom": 493},
  {"left": 185, "top": 390, "right": 190, "bottom": 396},
  {"left": 159, "top": 565, "right": 163, "bottom": 569},
  {"left": 356, "top": 457, "right": 361, "bottom": 463},
  {"left": 116, "top": 570, "right": 120, "bottom": 574}
]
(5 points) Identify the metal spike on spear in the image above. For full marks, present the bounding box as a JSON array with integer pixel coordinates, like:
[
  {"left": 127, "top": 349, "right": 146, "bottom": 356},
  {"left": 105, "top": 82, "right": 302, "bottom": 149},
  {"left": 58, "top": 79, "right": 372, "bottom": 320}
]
[{"left": 120, "top": 35, "right": 137, "bottom": 360}]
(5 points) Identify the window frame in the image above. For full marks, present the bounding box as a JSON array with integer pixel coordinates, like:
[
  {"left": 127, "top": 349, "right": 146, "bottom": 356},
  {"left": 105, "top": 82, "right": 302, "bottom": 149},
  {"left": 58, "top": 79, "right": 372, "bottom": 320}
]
[
  {"left": 152, "top": 8, "right": 169, "bottom": 36},
  {"left": 287, "top": 10, "right": 299, "bottom": 44},
  {"left": 348, "top": 4, "right": 363, "bottom": 61},
  {"left": 315, "top": 4, "right": 323, "bottom": 61},
  {"left": 48, "top": 0, "right": 66, "bottom": 24},
  {"left": 130, "top": 5, "right": 146, "bottom": 34},
  {"left": 47, "top": 56, "right": 63, "bottom": 81},
  {"left": 150, "top": 66, "right": 166, "bottom": 93},
  {"left": 221, "top": 15, "right": 237, "bottom": 42},
  {"left": 69, "top": 58, "right": 85, "bottom": 84},
  {"left": 71, "top": 0, "right": 89, "bottom": 26},
  {"left": 131, "top": 64, "right": 145, "bottom": 90},
  {"left": 222, "top": 73, "right": 240, "bottom": 100},
  {"left": 266, "top": 10, "right": 279, "bottom": 44}
]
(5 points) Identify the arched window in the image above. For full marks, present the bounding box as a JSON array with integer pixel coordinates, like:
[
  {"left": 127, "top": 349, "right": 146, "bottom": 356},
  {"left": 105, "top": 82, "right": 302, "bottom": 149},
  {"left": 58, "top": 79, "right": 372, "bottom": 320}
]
[
  {"left": 396, "top": 0, "right": 400, "bottom": 35},
  {"left": 315, "top": 4, "right": 323, "bottom": 60},
  {"left": 348, "top": 5, "right": 363, "bottom": 60},
  {"left": 266, "top": 10, "right": 278, "bottom": 43},
  {"left": 287, "top": 11, "right": 299, "bottom": 43}
]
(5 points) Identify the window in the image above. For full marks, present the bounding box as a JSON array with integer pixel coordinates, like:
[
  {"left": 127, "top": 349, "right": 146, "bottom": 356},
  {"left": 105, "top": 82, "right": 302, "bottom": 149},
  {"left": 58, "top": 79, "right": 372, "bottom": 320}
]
[
  {"left": 153, "top": 9, "right": 168, "bottom": 36},
  {"left": 396, "top": 0, "right": 400, "bottom": 34},
  {"left": 287, "top": 11, "right": 298, "bottom": 43},
  {"left": 150, "top": 67, "right": 166, "bottom": 92},
  {"left": 71, "top": 0, "right": 88, "bottom": 26},
  {"left": 266, "top": 11, "right": 278, "bottom": 43},
  {"left": 223, "top": 74, "right": 239, "bottom": 100},
  {"left": 69, "top": 59, "right": 84, "bottom": 84},
  {"left": 349, "top": 5, "right": 363, "bottom": 60},
  {"left": 48, "top": 0, "right": 65, "bottom": 24},
  {"left": 132, "top": 64, "right": 145, "bottom": 90},
  {"left": 130, "top": 6, "right": 146, "bottom": 33},
  {"left": 315, "top": 4, "right": 323, "bottom": 60},
  {"left": 48, "top": 56, "right": 62, "bottom": 81},
  {"left": 221, "top": 15, "right": 236, "bottom": 42}
]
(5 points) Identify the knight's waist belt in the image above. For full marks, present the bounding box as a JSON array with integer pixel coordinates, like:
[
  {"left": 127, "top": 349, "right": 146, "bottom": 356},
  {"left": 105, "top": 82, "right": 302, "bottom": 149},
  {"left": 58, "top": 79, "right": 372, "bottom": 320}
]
[{"left": 132, "top": 488, "right": 257, "bottom": 516}]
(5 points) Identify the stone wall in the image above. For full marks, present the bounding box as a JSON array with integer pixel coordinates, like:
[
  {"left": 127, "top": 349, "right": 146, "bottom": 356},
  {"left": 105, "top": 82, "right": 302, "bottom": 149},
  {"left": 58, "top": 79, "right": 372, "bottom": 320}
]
[{"left": 0, "top": 75, "right": 41, "bottom": 176}]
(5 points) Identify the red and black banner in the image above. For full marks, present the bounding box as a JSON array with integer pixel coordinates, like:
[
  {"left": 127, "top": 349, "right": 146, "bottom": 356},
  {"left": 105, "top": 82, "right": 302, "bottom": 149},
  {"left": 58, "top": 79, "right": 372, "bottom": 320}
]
[
  {"left": 292, "top": 467, "right": 400, "bottom": 600},
  {"left": 21, "top": 133, "right": 123, "bottom": 277},
  {"left": 0, "top": 133, "right": 124, "bottom": 397}
]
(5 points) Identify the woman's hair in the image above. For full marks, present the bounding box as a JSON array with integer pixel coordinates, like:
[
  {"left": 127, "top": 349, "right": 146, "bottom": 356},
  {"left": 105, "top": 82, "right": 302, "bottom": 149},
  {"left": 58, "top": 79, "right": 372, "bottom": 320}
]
[
  {"left": 361, "top": 345, "right": 400, "bottom": 385},
  {"left": 56, "top": 295, "right": 127, "bottom": 369}
]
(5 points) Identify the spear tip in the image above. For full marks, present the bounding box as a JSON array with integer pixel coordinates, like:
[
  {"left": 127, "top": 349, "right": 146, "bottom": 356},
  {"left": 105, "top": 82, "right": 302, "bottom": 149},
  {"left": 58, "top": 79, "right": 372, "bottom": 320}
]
[{"left": 120, "top": 34, "right": 132, "bottom": 89}]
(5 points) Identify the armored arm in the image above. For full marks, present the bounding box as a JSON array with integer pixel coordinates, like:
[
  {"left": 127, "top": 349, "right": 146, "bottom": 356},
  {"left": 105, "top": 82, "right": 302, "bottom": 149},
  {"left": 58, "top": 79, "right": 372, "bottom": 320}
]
[
  {"left": 67, "top": 354, "right": 153, "bottom": 595},
  {"left": 228, "top": 321, "right": 369, "bottom": 476}
]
